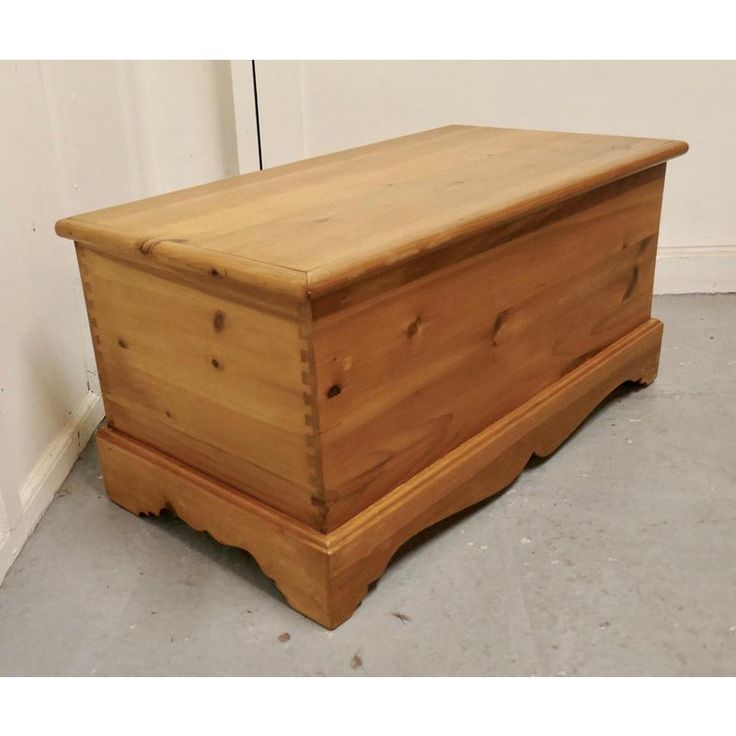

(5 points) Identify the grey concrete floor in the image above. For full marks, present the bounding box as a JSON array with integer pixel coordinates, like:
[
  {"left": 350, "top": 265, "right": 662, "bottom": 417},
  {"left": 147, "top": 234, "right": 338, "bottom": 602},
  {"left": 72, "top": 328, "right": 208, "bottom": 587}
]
[{"left": 1, "top": 294, "right": 734, "bottom": 676}]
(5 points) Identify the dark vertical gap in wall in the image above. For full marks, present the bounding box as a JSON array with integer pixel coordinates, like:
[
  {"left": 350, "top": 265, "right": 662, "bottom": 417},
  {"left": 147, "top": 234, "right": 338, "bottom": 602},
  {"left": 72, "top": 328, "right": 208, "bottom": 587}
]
[{"left": 252, "top": 60, "right": 264, "bottom": 170}]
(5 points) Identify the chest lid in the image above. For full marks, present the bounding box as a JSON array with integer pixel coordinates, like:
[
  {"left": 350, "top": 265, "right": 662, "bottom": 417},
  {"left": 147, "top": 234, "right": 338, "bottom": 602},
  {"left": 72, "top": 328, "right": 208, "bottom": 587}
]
[{"left": 56, "top": 125, "right": 687, "bottom": 301}]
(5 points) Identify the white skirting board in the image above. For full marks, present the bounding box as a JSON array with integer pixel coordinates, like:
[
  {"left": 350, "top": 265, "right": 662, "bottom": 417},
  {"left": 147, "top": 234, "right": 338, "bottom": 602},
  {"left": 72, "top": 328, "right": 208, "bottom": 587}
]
[
  {"left": 654, "top": 246, "right": 736, "bottom": 295},
  {"left": 0, "top": 391, "right": 104, "bottom": 585}
]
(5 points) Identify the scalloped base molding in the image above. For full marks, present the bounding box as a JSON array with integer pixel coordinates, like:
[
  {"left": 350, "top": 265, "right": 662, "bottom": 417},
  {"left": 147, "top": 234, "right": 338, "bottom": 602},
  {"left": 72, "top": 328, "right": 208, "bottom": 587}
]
[
  {"left": 0, "top": 391, "right": 104, "bottom": 585},
  {"left": 97, "top": 319, "right": 663, "bottom": 629}
]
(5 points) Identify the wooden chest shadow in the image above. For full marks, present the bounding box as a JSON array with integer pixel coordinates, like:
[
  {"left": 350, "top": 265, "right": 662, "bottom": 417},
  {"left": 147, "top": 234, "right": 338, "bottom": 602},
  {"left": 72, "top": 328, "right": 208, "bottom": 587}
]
[{"left": 56, "top": 125, "right": 687, "bottom": 627}]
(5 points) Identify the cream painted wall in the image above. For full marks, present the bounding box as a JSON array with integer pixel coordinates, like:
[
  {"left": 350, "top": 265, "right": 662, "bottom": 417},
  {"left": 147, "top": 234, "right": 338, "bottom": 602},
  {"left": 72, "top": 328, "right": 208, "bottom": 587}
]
[
  {"left": 0, "top": 60, "right": 258, "bottom": 583},
  {"left": 255, "top": 60, "right": 736, "bottom": 294}
]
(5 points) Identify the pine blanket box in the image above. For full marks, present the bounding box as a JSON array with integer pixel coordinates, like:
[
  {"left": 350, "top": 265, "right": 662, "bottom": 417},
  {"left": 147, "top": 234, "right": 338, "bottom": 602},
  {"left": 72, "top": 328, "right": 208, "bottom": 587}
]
[{"left": 56, "top": 125, "right": 688, "bottom": 628}]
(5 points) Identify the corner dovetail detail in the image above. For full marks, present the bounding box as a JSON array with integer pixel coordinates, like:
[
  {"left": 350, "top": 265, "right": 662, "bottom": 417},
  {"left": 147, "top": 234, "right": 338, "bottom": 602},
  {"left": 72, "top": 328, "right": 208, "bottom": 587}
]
[{"left": 97, "top": 319, "right": 663, "bottom": 629}]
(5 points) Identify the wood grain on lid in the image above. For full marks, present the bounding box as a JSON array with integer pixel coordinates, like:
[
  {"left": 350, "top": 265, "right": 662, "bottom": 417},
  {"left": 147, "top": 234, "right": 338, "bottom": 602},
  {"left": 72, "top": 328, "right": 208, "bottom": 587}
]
[{"left": 56, "top": 125, "right": 688, "bottom": 298}]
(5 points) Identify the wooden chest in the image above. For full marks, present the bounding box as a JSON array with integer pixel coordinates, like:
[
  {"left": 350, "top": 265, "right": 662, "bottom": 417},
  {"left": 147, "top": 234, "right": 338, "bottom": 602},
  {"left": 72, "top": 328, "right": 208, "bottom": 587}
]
[{"left": 56, "top": 126, "right": 687, "bottom": 628}]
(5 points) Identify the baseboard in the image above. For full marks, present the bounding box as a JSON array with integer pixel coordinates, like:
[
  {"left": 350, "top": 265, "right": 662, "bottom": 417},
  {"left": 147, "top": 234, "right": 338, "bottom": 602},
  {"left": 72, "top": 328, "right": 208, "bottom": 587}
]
[
  {"left": 0, "top": 391, "right": 104, "bottom": 585},
  {"left": 654, "top": 245, "right": 736, "bottom": 294}
]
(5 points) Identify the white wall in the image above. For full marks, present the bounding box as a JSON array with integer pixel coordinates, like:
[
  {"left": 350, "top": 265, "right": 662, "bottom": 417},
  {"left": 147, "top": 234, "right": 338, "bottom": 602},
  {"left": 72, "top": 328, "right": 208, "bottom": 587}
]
[
  {"left": 255, "top": 60, "right": 736, "bottom": 294},
  {"left": 0, "top": 61, "right": 258, "bottom": 583}
]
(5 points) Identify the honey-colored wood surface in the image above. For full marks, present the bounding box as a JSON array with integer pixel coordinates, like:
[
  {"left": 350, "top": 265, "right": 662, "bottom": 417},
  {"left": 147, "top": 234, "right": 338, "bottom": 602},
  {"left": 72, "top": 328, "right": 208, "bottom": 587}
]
[
  {"left": 97, "top": 426, "right": 333, "bottom": 626},
  {"left": 60, "top": 126, "right": 686, "bottom": 627},
  {"left": 56, "top": 126, "right": 686, "bottom": 300},
  {"left": 312, "top": 166, "right": 666, "bottom": 529},
  {"left": 98, "top": 318, "right": 662, "bottom": 629},
  {"left": 77, "top": 246, "right": 324, "bottom": 527}
]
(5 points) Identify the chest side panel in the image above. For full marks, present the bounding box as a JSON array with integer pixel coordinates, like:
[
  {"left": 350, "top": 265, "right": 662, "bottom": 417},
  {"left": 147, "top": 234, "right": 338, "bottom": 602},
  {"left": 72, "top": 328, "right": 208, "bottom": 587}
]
[
  {"left": 76, "top": 247, "right": 323, "bottom": 527},
  {"left": 311, "top": 166, "right": 666, "bottom": 530}
]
